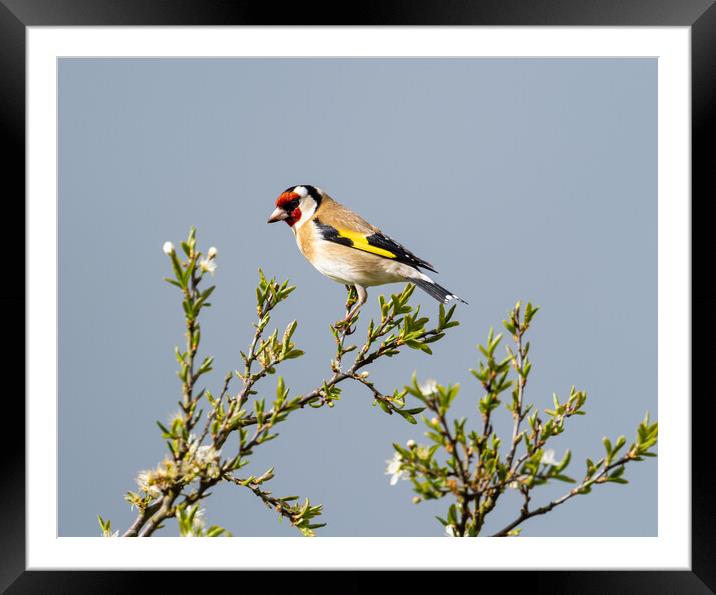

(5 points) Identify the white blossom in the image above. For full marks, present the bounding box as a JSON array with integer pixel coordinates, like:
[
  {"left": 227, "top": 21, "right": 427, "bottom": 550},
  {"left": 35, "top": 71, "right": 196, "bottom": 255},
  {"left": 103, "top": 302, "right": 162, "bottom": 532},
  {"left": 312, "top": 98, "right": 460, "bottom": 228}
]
[
  {"left": 444, "top": 524, "right": 470, "bottom": 537},
  {"left": 180, "top": 507, "right": 207, "bottom": 537},
  {"left": 194, "top": 444, "right": 220, "bottom": 466},
  {"left": 188, "top": 508, "right": 206, "bottom": 536},
  {"left": 541, "top": 448, "right": 558, "bottom": 466},
  {"left": 199, "top": 258, "right": 217, "bottom": 275},
  {"left": 162, "top": 241, "right": 175, "bottom": 255},
  {"left": 136, "top": 470, "right": 162, "bottom": 498},
  {"left": 419, "top": 378, "right": 438, "bottom": 396},
  {"left": 183, "top": 440, "right": 221, "bottom": 481},
  {"left": 385, "top": 452, "right": 407, "bottom": 485},
  {"left": 406, "top": 439, "right": 416, "bottom": 449},
  {"left": 207, "top": 246, "right": 218, "bottom": 259}
]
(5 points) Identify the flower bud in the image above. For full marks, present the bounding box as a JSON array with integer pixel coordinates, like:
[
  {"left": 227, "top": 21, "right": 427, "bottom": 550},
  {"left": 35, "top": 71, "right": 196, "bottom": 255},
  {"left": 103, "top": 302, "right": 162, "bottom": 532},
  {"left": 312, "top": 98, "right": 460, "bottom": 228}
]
[
  {"left": 406, "top": 439, "right": 416, "bottom": 449},
  {"left": 163, "top": 241, "right": 175, "bottom": 255},
  {"left": 207, "top": 246, "right": 218, "bottom": 260}
]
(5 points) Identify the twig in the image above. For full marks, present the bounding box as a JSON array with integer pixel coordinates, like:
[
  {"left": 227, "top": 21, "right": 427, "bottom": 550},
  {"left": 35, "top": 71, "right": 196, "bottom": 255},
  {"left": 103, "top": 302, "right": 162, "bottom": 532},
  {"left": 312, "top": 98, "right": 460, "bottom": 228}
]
[
  {"left": 491, "top": 455, "right": 634, "bottom": 537},
  {"left": 505, "top": 319, "right": 527, "bottom": 472}
]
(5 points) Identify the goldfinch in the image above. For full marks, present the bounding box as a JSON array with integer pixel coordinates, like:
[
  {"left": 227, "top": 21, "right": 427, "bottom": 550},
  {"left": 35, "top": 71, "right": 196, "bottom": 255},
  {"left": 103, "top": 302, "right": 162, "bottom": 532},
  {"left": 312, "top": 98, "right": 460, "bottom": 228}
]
[{"left": 267, "top": 185, "right": 467, "bottom": 320}]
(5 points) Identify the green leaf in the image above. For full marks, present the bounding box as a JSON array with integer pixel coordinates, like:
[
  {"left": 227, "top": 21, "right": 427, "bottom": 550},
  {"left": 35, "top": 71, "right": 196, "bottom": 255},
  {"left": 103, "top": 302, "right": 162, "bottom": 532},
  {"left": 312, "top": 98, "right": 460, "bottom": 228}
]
[
  {"left": 395, "top": 409, "right": 418, "bottom": 424},
  {"left": 447, "top": 504, "right": 458, "bottom": 525},
  {"left": 376, "top": 399, "right": 392, "bottom": 414},
  {"left": 276, "top": 376, "right": 287, "bottom": 400},
  {"left": 164, "top": 277, "right": 182, "bottom": 288},
  {"left": 552, "top": 474, "right": 576, "bottom": 483},
  {"left": 156, "top": 420, "right": 173, "bottom": 438},
  {"left": 557, "top": 449, "right": 571, "bottom": 472},
  {"left": 603, "top": 437, "right": 612, "bottom": 456}
]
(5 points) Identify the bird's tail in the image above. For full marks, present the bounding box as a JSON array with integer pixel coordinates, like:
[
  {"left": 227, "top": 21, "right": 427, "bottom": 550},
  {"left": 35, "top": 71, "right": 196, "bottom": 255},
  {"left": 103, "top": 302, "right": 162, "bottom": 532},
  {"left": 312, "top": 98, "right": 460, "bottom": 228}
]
[{"left": 410, "top": 277, "right": 468, "bottom": 305}]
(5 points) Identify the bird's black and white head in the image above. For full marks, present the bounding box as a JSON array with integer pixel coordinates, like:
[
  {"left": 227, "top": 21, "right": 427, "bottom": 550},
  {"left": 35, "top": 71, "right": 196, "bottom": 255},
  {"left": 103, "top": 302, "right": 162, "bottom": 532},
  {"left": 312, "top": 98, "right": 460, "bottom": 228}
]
[{"left": 267, "top": 185, "right": 323, "bottom": 229}]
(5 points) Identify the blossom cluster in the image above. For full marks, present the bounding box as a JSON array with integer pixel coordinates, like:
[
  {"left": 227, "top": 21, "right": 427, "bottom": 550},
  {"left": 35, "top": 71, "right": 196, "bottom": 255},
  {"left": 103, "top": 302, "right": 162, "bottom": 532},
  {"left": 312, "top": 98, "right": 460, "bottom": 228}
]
[{"left": 135, "top": 438, "right": 222, "bottom": 499}]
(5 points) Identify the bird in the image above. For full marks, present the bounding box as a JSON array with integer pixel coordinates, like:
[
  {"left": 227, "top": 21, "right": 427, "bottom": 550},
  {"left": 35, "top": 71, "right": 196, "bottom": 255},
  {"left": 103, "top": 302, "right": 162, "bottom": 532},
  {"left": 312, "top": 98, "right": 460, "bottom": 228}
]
[{"left": 267, "top": 185, "right": 467, "bottom": 321}]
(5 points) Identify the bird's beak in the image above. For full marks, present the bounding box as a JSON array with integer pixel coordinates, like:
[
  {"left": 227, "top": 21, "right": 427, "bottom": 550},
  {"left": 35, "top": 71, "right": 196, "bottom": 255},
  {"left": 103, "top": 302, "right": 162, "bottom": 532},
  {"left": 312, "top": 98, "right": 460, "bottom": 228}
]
[{"left": 267, "top": 207, "right": 288, "bottom": 223}]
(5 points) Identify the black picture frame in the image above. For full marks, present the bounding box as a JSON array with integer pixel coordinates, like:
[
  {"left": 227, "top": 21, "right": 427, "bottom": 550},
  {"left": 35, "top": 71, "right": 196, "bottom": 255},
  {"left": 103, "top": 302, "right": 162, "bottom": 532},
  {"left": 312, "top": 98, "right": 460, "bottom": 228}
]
[{"left": 5, "top": 0, "right": 713, "bottom": 592}]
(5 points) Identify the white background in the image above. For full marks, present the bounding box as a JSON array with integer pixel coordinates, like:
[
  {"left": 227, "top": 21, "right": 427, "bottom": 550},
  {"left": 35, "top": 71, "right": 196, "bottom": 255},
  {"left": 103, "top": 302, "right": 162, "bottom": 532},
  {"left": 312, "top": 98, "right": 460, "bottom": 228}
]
[{"left": 27, "top": 27, "right": 690, "bottom": 569}]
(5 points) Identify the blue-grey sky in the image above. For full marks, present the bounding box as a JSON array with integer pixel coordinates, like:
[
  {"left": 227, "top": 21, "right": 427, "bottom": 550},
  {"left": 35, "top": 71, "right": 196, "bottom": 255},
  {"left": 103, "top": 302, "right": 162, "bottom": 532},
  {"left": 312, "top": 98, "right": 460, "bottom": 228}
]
[{"left": 58, "top": 57, "right": 656, "bottom": 537}]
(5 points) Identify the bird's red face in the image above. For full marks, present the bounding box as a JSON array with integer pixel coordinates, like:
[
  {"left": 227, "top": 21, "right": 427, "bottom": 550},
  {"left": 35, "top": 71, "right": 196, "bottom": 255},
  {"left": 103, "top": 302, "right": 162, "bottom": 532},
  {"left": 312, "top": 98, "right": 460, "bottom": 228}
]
[
  {"left": 267, "top": 185, "right": 323, "bottom": 228},
  {"left": 267, "top": 191, "right": 302, "bottom": 227}
]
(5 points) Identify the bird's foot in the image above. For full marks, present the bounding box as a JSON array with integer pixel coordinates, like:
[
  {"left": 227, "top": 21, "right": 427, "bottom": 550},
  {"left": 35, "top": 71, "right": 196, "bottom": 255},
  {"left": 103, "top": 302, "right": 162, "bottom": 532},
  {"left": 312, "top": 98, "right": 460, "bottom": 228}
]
[{"left": 335, "top": 312, "right": 358, "bottom": 335}]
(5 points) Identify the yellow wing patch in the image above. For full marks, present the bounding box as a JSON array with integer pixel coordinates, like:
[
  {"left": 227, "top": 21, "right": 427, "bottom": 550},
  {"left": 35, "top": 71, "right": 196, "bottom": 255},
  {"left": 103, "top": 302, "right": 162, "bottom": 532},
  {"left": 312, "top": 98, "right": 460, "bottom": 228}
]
[{"left": 336, "top": 229, "right": 397, "bottom": 259}]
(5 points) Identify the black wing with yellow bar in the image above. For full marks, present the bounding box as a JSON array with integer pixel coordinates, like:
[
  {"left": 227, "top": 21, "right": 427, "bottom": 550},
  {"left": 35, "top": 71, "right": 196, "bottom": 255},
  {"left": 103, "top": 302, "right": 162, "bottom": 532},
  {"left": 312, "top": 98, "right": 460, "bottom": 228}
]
[{"left": 313, "top": 218, "right": 437, "bottom": 273}]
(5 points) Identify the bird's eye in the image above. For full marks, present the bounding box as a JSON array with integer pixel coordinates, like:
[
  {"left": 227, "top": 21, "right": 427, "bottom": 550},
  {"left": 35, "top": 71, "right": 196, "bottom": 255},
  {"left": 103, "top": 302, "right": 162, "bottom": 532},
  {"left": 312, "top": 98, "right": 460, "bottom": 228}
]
[{"left": 285, "top": 199, "right": 300, "bottom": 211}]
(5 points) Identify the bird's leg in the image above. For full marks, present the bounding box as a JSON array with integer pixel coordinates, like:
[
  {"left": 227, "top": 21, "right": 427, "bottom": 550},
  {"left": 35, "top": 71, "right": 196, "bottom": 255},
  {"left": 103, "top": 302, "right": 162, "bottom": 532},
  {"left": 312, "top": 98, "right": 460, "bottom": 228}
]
[
  {"left": 344, "top": 284, "right": 357, "bottom": 314},
  {"left": 345, "top": 285, "right": 367, "bottom": 320},
  {"left": 337, "top": 285, "right": 367, "bottom": 334}
]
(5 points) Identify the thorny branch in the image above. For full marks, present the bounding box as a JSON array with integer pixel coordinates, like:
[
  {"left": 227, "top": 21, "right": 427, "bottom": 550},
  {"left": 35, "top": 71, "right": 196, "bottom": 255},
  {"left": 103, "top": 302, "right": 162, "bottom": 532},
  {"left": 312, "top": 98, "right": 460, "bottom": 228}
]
[
  {"left": 390, "top": 302, "right": 658, "bottom": 537},
  {"left": 490, "top": 451, "right": 641, "bottom": 537},
  {"left": 110, "top": 228, "right": 459, "bottom": 538}
]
